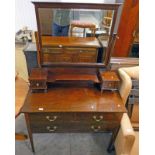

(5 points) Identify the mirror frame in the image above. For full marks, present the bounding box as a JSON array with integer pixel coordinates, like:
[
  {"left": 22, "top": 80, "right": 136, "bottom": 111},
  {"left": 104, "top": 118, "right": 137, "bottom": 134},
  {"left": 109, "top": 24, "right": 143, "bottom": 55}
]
[{"left": 32, "top": 2, "right": 122, "bottom": 68}]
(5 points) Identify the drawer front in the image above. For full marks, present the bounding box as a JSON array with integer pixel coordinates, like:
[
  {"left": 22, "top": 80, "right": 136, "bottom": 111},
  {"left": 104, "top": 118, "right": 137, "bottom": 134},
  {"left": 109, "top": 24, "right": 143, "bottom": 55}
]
[
  {"left": 29, "top": 112, "right": 121, "bottom": 125},
  {"left": 29, "top": 113, "right": 75, "bottom": 124},
  {"left": 30, "top": 81, "right": 47, "bottom": 89},
  {"left": 75, "top": 113, "right": 122, "bottom": 123},
  {"left": 102, "top": 82, "right": 115, "bottom": 90},
  {"left": 43, "top": 47, "right": 98, "bottom": 63},
  {"left": 30, "top": 122, "right": 119, "bottom": 133}
]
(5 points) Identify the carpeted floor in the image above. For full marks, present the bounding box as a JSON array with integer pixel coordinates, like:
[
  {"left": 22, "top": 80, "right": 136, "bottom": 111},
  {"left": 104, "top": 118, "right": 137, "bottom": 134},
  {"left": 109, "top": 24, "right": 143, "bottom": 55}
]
[{"left": 16, "top": 114, "right": 115, "bottom": 155}]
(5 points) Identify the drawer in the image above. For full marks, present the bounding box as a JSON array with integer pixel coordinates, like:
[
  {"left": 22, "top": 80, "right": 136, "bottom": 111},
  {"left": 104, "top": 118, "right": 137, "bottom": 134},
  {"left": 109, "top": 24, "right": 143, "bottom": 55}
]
[
  {"left": 29, "top": 113, "right": 75, "bottom": 124},
  {"left": 30, "top": 80, "right": 47, "bottom": 89},
  {"left": 30, "top": 122, "right": 119, "bottom": 133},
  {"left": 29, "top": 113, "right": 122, "bottom": 125},
  {"left": 75, "top": 113, "right": 122, "bottom": 123},
  {"left": 102, "top": 82, "right": 116, "bottom": 90}
]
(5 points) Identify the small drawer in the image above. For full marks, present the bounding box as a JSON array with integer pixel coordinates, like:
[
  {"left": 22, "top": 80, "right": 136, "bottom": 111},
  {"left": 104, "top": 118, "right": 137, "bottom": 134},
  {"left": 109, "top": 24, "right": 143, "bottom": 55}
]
[
  {"left": 30, "top": 80, "right": 47, "bottom": 89},
  {"left": 102, "top": 82, "right": 116, "bottom": 90}
]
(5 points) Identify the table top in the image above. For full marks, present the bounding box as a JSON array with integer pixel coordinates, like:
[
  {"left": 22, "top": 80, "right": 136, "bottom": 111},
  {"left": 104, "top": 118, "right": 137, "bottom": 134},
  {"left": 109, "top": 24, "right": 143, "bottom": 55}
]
[{"left": 21, "top": 85, "right": 126, "bottom": 113}]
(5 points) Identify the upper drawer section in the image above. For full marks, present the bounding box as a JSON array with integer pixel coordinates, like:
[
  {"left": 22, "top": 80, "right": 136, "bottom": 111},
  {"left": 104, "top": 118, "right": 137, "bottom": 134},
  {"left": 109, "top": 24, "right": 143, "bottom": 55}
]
[
  {"left": 42, "top": 47, "right": 98, "bottom": 63},
  {"left": 29, "top": 112, "right": 122, "bottom": 125}
]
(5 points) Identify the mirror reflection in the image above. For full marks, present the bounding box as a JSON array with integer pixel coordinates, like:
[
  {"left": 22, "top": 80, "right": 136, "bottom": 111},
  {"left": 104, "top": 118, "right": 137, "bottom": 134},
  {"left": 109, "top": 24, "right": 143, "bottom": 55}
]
[{"left": 39, "top": 8, "right": 114, "bottom": 38}]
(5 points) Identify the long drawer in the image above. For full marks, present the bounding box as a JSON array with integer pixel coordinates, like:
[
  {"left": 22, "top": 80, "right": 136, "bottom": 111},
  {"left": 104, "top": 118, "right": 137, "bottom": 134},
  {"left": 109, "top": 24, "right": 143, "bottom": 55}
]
[
  {"left": 42, "top": 47, "right": 98, "bottom": 63},
  {"left": 30, "top": 122, "right": 119, "bottom": 133},
  {"left": 29, "top": 112, "right": 122, "bottom": 124}
]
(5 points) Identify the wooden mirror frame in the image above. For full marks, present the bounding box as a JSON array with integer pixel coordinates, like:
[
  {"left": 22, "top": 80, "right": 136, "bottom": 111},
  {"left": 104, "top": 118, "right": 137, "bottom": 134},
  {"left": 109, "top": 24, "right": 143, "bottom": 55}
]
[{"left": 32, "top": 2, "right": 122, "bottom": 68}]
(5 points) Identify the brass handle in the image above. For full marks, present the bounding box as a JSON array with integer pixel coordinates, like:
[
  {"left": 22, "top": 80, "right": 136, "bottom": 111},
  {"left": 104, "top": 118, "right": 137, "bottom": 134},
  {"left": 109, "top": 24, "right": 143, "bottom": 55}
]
[
  {"left": 46, "top": 116, "right": 57, "bottom": 122},
  {"left": 46, "top": 126, "right": 57, "bottom": 132},
  {"left": 93, "top": 115, "right": 103, "bottom": 122},
  {"left": 36, "top": 83, "right": 40, "bottom": 87},
  {"left": 91, "top": 125, "right": 101, "bottom": 132}
]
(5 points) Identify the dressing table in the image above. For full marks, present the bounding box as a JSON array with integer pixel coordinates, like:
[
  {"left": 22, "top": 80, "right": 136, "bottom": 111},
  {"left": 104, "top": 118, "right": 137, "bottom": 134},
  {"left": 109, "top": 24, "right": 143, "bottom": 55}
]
[{"left": 21, "top": 1, "right": 126, "bottom": 153}]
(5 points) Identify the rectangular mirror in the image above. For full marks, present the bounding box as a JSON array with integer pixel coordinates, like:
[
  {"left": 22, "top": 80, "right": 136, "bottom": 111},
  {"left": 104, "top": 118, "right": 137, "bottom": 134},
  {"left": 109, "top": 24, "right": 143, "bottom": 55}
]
[{"left": 33, "top": 2, "right": 122, "bottom": 67}]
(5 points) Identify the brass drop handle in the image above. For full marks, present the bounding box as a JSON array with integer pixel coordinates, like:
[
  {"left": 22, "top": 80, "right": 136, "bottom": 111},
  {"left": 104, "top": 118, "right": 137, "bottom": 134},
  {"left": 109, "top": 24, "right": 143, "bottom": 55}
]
[
  {"left": 46, "top": 126, "right": 57, "bottom": 132},
  {"left": 91, "top": 125, "right": 101, "bottom": 132},
  {"left": 36, "top": 83, "right": 40, "bottom": 87},
  {"left": 46, "top": 116, "right": 57, "bottom": 122},
  {"left": 93, "top": 115, "right": 103, "bottom": 122}
]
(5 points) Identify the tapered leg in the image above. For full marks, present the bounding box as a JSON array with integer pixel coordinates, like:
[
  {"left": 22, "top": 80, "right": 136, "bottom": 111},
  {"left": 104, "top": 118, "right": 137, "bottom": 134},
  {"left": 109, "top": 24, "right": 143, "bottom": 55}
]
[
  {"left": 25, "top": 113, "right": 35, "bottom": 152},
  {"left": 107, "top": 126, "right": 120, "bottom": 153}
]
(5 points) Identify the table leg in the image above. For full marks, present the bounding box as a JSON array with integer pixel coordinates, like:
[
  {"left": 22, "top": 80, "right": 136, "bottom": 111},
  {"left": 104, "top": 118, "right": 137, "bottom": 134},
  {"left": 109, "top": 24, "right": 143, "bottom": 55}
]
[
  {"left": 25, "top": 113, "right": 35, "bottom": 152},
  {"left": 107, "top": 126, "right": 120, "bottom": 153}
]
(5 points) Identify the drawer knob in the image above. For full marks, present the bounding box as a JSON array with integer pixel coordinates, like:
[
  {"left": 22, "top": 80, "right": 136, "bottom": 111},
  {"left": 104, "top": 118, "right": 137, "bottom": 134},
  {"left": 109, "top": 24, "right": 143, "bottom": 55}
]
[
  {"left": 46, "top": 116, "right": 57, "bottom": 122},
  {"left": 59, "top": 44, "right": 62, "bottom": 48},
  {"left": 91, "top": 125, "right": 101, "bottom": 132},
  {"left": 36, "top": 83, "right": 40, "bottom": 87},
  {"left": 93, "top": 115, "right": 103, "bottom": 122},
  {"left": 46, "top": 126, "right": 57, "bottom": 132}
]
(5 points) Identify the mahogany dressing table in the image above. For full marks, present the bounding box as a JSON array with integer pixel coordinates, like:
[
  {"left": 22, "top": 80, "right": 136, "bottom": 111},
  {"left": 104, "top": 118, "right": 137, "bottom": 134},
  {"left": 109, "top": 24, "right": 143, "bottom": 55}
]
[{"left": 21, "top": 1, "right": 125, "bottom": 153}]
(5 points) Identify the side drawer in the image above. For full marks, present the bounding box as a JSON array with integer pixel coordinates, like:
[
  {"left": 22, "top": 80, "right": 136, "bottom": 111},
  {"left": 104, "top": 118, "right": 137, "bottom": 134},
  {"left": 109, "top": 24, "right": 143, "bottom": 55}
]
[
  {"left": 30, "top": 80, "right": 47, "bottom": 89},
  {"left": 102, "top": 82, "right": 116, "bottom": 90}
]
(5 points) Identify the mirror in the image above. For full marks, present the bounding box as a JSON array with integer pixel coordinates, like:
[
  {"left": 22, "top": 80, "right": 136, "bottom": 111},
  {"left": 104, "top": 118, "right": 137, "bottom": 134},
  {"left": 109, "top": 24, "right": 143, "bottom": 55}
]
[
  {"left": 33, "top": 2, "right": 121, "bottom": 66},
  {"left": 39, "top": 8, "right": 114, "bottom": 39}
]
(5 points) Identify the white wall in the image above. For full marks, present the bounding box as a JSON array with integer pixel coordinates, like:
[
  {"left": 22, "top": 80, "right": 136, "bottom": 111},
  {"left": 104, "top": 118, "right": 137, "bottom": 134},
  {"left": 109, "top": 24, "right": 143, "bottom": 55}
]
[
  {"left": 15, "top": 0, "right": 118, "bottom": 32},
  {"left": 15, "top": 0, "right": 37, "bottom": 32}
]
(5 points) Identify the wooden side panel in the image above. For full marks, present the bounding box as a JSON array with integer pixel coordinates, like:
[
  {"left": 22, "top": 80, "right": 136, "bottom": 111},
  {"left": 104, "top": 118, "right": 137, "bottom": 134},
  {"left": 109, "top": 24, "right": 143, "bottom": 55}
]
[{"left": 112, "top": 0, "right": 139, "bottom": 57}]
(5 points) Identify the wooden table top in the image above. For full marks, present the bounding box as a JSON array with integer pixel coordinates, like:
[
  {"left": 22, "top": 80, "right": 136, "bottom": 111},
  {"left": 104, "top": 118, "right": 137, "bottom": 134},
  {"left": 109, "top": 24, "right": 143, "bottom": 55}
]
[
  {"left": 21, "top": 85, "right": 126, "bottom": 113},
  {"left": 41, "top": 36, "right": 101, "bottom": 48}
]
